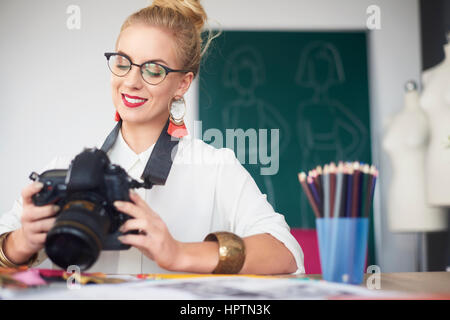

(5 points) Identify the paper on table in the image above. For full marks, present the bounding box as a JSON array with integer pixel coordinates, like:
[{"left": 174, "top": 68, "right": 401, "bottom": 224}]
[{"left": 4, "top": 276, "right": 406, "bottom": 300}]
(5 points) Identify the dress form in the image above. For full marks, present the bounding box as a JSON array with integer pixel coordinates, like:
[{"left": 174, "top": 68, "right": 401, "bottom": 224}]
[
  {"left": 383, "top": 81, "right": 447, "bottom": 232},
  {"left": 421, "top": 36, "right": 450, "bottom": 206}
]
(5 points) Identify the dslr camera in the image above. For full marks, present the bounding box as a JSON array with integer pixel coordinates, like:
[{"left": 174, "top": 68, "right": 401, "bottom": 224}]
[{"left": 30, "top": 148, "right": 146, "bottom": 271}]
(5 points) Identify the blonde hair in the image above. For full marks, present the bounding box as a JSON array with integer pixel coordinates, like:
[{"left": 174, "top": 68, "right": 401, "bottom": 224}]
[{"left": 116, "top": 0, "right": 218, "bottom": 77}]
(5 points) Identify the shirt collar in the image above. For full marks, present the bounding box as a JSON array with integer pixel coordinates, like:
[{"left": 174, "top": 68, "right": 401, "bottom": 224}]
[{"left": 107, "top": 128, "right": 155, "bottom": 173}]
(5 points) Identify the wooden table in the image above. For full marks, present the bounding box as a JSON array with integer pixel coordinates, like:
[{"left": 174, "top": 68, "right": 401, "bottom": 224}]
[{"left": 286, "top": 272, "right": 450, "bottom": 297}]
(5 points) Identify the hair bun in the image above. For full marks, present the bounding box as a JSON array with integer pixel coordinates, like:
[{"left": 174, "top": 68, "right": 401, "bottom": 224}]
[{"left": 151, "top": 0, "right": 207, "bottom": 34}]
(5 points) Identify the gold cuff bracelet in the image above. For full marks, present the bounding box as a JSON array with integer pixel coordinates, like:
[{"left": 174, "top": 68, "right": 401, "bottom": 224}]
[
  {"left": 0, "top": 232, "right": 38, "bottom": 268},
  {"left": 204, "top": 231, "right": 246, "bottom": 274}
]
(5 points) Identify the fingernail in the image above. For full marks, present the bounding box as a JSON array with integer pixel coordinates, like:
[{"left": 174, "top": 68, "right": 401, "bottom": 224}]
[
  {"left": 130, "top": 189, "right": 137, "bottom": 195},
  {"left": 34, "top": 182, "right": 44, "bottom": 189},
  {"left": 53, "top": 205, "right": 60, "bottom": 213},
  {"left": 114, "top": 201, "right": 123, "bottom": 208},
  {"left": 117, "top": 236, "right": 124, "bottom": 241}
]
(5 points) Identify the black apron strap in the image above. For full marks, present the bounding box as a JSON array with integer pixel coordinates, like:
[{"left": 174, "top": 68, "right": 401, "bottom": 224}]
[
  {"left": 100, "top": 120, "right": 122, "bottom": 153},
  {"left": 142, "top": 119, "right": 179, "bottom": 186},
  {"left": 100, "top": 118, "right": 179, "bottom": 189}
]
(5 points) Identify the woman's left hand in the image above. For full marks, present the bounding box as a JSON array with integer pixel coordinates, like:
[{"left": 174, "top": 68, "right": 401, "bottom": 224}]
[{"left": 114, "top": 190, "right": 182, "bottom": 271}]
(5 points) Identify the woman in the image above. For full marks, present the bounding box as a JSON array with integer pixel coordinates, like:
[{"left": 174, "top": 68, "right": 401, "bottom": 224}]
[{"left": 0, "top": 0, "right": 304, "bottom": 275}]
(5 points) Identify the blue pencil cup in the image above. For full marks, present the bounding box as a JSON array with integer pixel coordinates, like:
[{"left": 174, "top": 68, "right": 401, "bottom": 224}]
[{"left": 316, "top": 217, "right": 369, "bottom": 284}]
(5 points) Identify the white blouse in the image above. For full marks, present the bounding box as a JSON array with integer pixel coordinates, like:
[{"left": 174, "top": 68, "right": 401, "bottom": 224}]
[{"left": 0, "top": 129, "right": 305, "bottom": 275}]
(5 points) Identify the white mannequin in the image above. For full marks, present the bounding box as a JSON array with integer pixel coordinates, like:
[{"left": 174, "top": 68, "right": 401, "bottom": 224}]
[
  {"left": 421, "top": 33, "right": 450, "bottom": 206},
  {"left": 382, "top": 81, "right": 447, "bottom": 232}
]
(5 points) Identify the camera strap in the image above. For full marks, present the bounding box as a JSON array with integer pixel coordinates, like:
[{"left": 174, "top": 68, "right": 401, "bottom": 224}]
[{"left": 100, "top": 118, "right": 179, "bottom": 189}]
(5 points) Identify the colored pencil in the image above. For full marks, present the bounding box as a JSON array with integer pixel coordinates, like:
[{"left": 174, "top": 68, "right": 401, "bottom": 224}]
[
  {"left": 323, "top": 165, "right": 330, "bottom": 218},
  {"left": 345, "top": 164, "right": 354, "bottom": 218},
  {"left": 316, "top": 166, "right": 323, "bottom": 187},
  {"left": 307, "top": 176, "right": 322, "bottom": 214},
  {"left": 311, "top": 169, "right": 320, "bottom": 192},
  {"left": 298, "top": 172, "right": 321, "bottom": 218},
  {"left": 351, "top": 162, "right": 361, "bottom": 218},
  {"left": 367, "top": 166, "right": 378, "bottom": 218},
  {"left": 329, "top": 162, "right": 337, "bottom": 218},
  {"left": 359, "top": 164, "right": 370, "bottom": 218},
  {"left": 315, "top": 166, "right": 324, "bottom": 211},
  {"left": 310, "top": 170, "right": 323, "bottom": 215},
  {"left": 339, "top": 164, "right": 349, "bottom": 217},
  {"left": 333, "top": 162, "right": 344, "bottom": 219}
]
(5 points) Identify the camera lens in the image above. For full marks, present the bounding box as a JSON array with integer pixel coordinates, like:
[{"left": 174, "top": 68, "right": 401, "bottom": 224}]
[{"left": 45, "top": 199, "right": 110, "bottom": 271}]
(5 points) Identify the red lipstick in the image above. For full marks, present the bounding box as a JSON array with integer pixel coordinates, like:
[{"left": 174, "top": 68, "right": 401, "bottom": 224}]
[{"left": 121, "top": 93, "right": 148, "bottom": 108}]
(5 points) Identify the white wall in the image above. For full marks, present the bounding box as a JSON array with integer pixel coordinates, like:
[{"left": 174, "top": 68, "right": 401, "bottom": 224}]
[{"left": 0, "top": 0, "right": 422, "bottom": 272}]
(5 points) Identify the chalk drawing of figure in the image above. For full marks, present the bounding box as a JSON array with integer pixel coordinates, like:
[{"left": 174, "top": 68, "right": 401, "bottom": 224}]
[
  {"left": 222, "top": 46, "right": 292, "bottom": 209},
  {"left": 295, "top": 41, "right": 368, "bottom": 224}
]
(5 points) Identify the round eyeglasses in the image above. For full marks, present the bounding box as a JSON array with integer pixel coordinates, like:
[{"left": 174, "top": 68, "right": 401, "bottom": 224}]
[{"left": 104, "top": 52, "right": 190, "bottom": 85}]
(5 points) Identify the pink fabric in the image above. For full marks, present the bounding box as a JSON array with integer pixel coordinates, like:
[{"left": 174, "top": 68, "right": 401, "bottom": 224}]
[
  {"left": 290, "top": 228, "right": 321, "bottom": 274},
  {"left": 11, "top": 269, "right": 47, "bottom": 286}
]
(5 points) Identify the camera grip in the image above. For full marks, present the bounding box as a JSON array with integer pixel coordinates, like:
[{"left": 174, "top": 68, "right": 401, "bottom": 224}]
[{"left": 29, "top": 170, "right": 67, "bottom": 206}]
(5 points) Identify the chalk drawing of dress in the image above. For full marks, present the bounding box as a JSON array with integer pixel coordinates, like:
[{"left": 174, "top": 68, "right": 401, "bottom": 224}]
[
  {"left": 222, "top": 46, "right": 292, "bottom": 209},
  {"left": 295, "top": 41, "right": 368, "bottom": 225}
]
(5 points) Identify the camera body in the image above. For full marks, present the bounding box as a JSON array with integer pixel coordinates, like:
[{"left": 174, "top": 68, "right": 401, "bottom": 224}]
[{"left": 30, "top": 148, "right": 143, "bottom": 270}]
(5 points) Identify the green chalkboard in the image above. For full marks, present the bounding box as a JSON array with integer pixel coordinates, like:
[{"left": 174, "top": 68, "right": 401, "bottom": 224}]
[{"left": 198, "top": 31, "right": 373, "bottom": 261}]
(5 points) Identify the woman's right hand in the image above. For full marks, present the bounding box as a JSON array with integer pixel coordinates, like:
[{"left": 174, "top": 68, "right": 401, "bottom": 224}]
[{"left": 3, "top": 182, "right": 59, "bottom": 265}]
